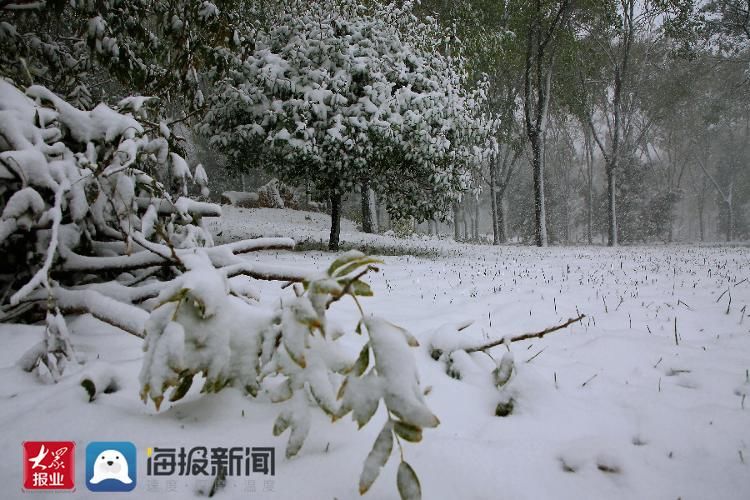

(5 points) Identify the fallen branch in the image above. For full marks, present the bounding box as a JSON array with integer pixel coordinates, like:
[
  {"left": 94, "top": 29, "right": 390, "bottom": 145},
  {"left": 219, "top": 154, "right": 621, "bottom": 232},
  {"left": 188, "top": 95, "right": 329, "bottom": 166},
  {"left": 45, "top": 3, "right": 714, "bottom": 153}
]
[
  {"left": 464, "top": 314, "right": 586, "bottom": 353},
  {"left": 222, "top": 262, "right": 315, "bottom": 283},
  {"left": 53, "top": 287, "right": 149, "bottom": 338},
  {"left": 134, "top": 197, "right": 222, "bottom": 217},
  {"left": 59, "top": 237, "right": 296, "bottom": 273}
]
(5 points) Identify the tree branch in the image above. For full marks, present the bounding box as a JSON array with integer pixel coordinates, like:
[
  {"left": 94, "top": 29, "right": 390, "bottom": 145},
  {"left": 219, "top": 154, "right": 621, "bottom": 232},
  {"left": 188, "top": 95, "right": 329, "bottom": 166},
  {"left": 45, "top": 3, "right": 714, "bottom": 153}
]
[
  {"left": 52, "top": 287, "right": 148, "bottom": 339},
  {"left": 134, "top": 197, "right": 222, "bottom": 217},
  {"left": 464, "top": 314, "right": 586, "bottom": 353},
  {"left": 59, "top": 237, "right": 296, "bottom": 273}
]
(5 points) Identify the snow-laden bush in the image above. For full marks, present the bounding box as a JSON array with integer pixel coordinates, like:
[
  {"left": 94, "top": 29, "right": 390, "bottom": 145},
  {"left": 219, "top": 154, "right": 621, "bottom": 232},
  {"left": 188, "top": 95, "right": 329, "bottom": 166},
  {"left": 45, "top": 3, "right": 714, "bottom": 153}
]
[
  {"left": 1, "top": 78, "right": 437, "bottom": 499},
  {"left": 0, "top": 78, "right": 214, "bottom": 310},
  {"left": 139, "top": 250, "right": 437, "bottom": 497},
  {"left": 0, "top": 77, "right": 219, "bottom": 373}
]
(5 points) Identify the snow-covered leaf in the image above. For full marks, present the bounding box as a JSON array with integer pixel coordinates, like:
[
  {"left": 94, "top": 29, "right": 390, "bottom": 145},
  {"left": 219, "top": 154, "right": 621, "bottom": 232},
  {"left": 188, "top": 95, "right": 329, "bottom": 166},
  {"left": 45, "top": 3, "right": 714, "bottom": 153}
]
[{"left": 359, "top": 419, "right": 393, "bottom": 494}]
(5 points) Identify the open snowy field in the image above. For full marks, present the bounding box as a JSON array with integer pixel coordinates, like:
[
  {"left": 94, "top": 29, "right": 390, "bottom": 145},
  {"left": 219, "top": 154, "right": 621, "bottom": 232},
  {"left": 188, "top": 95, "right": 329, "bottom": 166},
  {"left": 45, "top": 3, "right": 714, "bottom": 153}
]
[{"left": 1, "top": 207, "right": 749, "bottom": 499}]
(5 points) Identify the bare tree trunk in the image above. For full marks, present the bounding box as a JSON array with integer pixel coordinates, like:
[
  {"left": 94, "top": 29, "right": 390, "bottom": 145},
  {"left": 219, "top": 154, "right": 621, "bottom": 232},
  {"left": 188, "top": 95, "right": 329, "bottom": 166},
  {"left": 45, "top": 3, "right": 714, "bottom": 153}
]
[
  {"left": 453, "top": 202, "right": 461, "bottom": 241},
  {"left": 584, "top": 127, "right": 594, "bottom": 244},
  {"left": 668, "top": 219, "right": 674, "bottom": 243},
  {"left": 530, "top": 132, "right": 548, "bottom": 246},
  {"left": 360, "top": 179, "right": 374, "bottom": 233},
  {"left": 473, "top": 198, "right": 480, "bottom": 241},
  {"left": 375, "top": 197, "right": 385, "bottom": 232},
  {"left": 329, "top": 193, "right": 342, "bottom": 251},
  {"left": 463, "top": 202, "right": 471, "bottom": 241},
  {"left": 498, "top": 196, "right": 508, "bottom": 243},
  {"left": 726, "top": 198, "right": 733, "bottom": 242},
  {"left": 490, "top": 156, "right": 499, "bottom": 245},
  {"left": 607, "top": 169, "right": 617, "bottom": 246},
  {"left": 369, "top": 190, "right": 378, "bottom": 233},
  {"left": 697, "top": 177, "right": 706, "bottom": 242},
  {"left": 562, "top": 190, "right": 570, "bottom": 244}
]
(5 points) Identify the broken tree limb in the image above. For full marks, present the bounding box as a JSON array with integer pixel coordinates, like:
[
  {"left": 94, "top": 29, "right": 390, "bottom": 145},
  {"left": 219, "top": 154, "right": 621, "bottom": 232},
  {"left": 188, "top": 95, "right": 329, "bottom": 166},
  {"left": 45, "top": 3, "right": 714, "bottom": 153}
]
[
  {"left": 53, "top": 287, "right": 148, "bottom": 338},
  {"left": 222, "top": 262, "right": 316, "bottom": 283},
  {"left": 58, "top": 237, "right": 296, "bottom": 273},
  {"left": 134, "top": 197, "right": 222, "bottom": 217},
  {"left": 464, "top": 314, "right": 586, "bottom": 353}
]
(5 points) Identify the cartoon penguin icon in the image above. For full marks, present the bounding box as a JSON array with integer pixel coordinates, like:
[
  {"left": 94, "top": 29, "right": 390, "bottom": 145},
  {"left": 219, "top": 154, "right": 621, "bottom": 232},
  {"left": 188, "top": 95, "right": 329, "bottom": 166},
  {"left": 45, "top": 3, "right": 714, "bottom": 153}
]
[{"left": 90, "top": 449, "right": 132, "bottom": 484}]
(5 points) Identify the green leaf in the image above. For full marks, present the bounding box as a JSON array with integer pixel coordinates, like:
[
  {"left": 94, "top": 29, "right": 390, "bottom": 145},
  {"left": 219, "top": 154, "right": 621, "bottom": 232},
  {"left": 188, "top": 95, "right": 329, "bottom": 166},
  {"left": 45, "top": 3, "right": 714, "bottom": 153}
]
[
  {"left": 273, "top": 412, "right": 291, "bottom": 436},
  {"left": 283, "top": 340, "right": 307, "bottom": 368},
  {"left": 397, "top": 461, "right": 421, "bottom": 500},
  {"left": 493, "top": 351, "right": 514, "bottom": 388},
  {"left": 359, "top": 420, "right": 394, "bottom": 495},
  {"left": 191, "top": 298, "right": 207, "bottom": 319},
  {"left": 155, "top": 287, "right": 189, "bottom": 309},
  {"left": 169, "top": 372, "right": 194, "bottom": 402},
  {"left": 336, "top": 377, "right": 349, "bottom": 401},
  {"left": 269, "top": 378, "right": 293, "bottom": 403},
  {"left": 393, "top": 421, "right": 422, "bottom": 443},
  {"left": 399, "top": 327, "right": 420, "bottom": 347},
  {"left": 349, "top": 279, "right": 373, "bottom": 297},
  {"left": 81, "top": 378, "right": 96, "bottom": 402},
  {"left": 352, "top": 343, "right": 370, "bottom": 376},
  {"left": 285, "top": 413, "right": 310, "bottom": 459},
  {"left": 353, "top": 393, "right": 379, "bottom": 429},
  {"left": 310, "top": 383, "right": 337, "bottom": 417},
  {"left": 333, "top": 257, "right": 382, "bottom": 278},
  {"left": 328, "top": 250, "right": 366, "bottom": 276},
  {"left": 310, "top": 278, "right": 345, "bottom": 296}
]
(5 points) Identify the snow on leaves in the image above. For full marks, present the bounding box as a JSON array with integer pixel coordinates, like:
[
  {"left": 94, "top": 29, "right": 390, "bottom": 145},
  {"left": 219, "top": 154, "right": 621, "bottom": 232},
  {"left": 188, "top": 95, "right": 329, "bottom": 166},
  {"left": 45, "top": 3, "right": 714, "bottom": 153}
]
[
  {"left": 139, "top": 249, "right": 437, "bottom": 499},
  {"left": 0, "top": 78, "right": 218, "bottom": 377},
  {"left": 203, "top": 0, "right": 490, "bottom": 223}
]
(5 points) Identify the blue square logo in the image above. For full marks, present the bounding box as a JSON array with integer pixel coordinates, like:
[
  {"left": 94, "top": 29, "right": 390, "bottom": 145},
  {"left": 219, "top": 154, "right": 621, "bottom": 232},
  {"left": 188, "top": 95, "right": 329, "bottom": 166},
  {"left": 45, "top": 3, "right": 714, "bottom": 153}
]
[{"left": 85, "top": 442, "right": 136, "bottom": 492}]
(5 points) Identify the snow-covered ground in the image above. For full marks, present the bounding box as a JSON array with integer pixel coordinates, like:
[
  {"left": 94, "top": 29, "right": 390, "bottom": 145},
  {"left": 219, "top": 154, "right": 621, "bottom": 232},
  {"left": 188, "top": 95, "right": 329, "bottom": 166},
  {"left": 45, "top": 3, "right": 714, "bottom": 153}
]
[{"left": 2, "top": 206, "right": 749, "bottom": 499}]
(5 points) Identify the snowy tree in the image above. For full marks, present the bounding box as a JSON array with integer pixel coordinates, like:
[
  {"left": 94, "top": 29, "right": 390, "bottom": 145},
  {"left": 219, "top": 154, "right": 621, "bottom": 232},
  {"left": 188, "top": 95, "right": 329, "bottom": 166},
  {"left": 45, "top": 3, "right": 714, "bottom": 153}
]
[
  {"left": 0, "top": 0, "right": 242, "bottom": 109},
  {"left": 202, "top": 0, "right": 479, "bottom": 250}
]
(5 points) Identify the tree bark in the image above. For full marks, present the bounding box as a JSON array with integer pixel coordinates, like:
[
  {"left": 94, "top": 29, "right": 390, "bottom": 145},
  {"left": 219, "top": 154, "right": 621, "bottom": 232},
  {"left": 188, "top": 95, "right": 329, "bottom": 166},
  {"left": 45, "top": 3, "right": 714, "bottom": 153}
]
[
  {"left": 498, "top": 196, "right": 508, "bottom": 243},
  {"left": 726, "top": 199, "right": 733, "bottom": 242},
  {"left": 584, "top": 127, "right": 594, "bottom": 244},
  {"left": 329, "top": 193, "right": 342, "bottom": 251},
  {"left": 453, "top": 202, "right": 461, "bottom": 241},
  {"left": 530, "top": 132, "right": 548, "bottom": 246},
  {"left": 607, "top": 169, "right": 617, "bottom": 246},
  {"left": 369, "top": 190, "right": 378, "bottom": 233},
  {"left": 360, "top": 179, "right": 374, "bottom": 233},
  {"left": 473, "top": 197, "right": 480, "bottom": 241},
  {"left": 463, "top": 202, "right": 471, "bottom": 241},
  {"left": 522, "top": 0, "right": 569, "bottom": 248},
  {"left": 490, "top": 156, "right": 499, "bottom": 245}
]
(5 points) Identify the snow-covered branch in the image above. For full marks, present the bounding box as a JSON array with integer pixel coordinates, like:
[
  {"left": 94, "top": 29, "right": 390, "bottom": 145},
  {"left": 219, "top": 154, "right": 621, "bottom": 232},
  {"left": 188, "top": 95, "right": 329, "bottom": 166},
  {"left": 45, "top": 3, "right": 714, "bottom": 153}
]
[{"left": 53, "top": 287, "right": 149, "bottom": 338}]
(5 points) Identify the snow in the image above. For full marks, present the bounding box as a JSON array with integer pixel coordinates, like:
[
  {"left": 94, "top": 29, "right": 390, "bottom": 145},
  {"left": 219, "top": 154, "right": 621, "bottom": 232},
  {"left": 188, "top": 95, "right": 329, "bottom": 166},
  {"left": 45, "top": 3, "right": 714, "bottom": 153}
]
[
  {"left": 27, "top": 86, "right": 143, "bottom": 143},
  {"left": 1, "top": 205, "right": 749, "bottom": 499}
]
